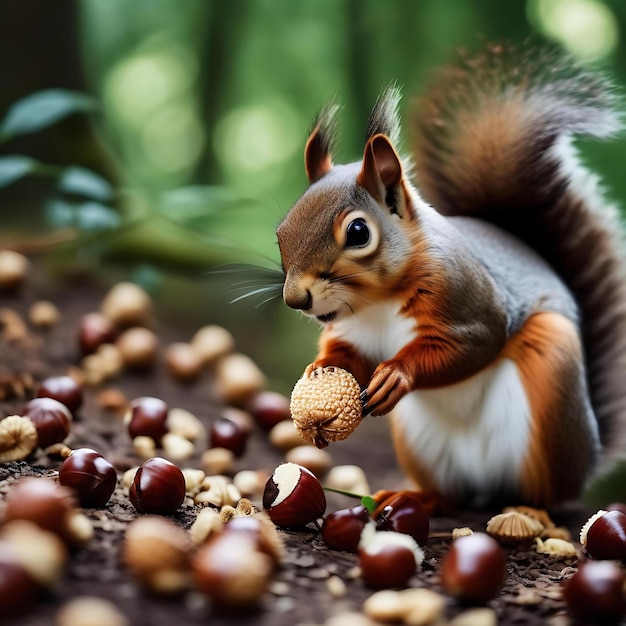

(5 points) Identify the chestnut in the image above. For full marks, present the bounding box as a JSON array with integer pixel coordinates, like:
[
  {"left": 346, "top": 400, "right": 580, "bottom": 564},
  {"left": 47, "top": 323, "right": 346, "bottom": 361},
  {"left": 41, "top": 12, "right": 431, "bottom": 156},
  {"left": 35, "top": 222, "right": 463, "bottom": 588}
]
[
  {"left": 246, "top": 391, "right": 291, "bottom": 431},
  {"left": 374, "top": 493, "right": 430, "bottom": 546},
  {"left": 127, "top": 396, "right": 169, "bottom": 445},
  {"left": 78, "top": 312, "right": 117, "bottom": 355},
  {"left": 22, "top": 397, "right": 72, "bottom": 449},
  {"left": 581, "top": 509, "right": 626, "bottom": 561},
  {"left": 358, "top": 524, "right": 423, "bottom": 589},
  {"left": 129, "top": 457, "right": 185, "bottom": 515},
  {"left": 210, "top": 417, "right": 249, "bottom": 457},
  {"left": 440, "top": 532, "right": 506, "bottom": 604},
  {"left": 321, "top": 505, "right": 371, "bottom": 553},
  {"left": 0, "top": 544, "right": 39, "bottom": 617},
  {"left": 562, "top": 560, "right": 625, "bottom": 623},
  {"left": 58, "top": 448, "right": 117, "bottom": 508},
  {"left": 37, "top": 375, "right": 83, "bottom": 415},
  {"left": 262, "top": 462, "right": 326, "bottom": 529}
]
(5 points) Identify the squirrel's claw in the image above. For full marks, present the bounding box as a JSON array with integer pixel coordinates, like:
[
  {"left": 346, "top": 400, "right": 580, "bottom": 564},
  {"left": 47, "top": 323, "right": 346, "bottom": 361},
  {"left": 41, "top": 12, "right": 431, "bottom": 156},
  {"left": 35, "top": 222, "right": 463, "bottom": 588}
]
[{"left": 366, "top": 360, "right": 412, "bottom": 416}]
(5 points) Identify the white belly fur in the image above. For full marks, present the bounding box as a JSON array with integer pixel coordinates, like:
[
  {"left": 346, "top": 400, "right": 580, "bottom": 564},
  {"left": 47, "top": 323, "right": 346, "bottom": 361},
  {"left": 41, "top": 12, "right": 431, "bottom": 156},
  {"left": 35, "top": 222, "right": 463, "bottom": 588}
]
[{"left": 332, "top": 302, "right": 532, "bottom": 501}]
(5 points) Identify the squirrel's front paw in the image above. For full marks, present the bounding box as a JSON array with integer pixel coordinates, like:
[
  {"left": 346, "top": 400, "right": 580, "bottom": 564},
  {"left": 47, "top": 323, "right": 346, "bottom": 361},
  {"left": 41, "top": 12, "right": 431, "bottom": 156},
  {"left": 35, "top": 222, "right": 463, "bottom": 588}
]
[{"left": 364, "top": 360, "right": 412, "bottom": 416}]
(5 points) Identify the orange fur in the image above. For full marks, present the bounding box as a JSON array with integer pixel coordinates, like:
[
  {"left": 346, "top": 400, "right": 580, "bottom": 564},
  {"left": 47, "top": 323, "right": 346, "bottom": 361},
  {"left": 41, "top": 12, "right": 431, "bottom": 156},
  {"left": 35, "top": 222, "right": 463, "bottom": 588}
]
[
  {"left": 500, "top": 312, "right": 584, "bottom": 505},
  {"left": 313, "top": 338, "right": 372, "bottom": 388}
]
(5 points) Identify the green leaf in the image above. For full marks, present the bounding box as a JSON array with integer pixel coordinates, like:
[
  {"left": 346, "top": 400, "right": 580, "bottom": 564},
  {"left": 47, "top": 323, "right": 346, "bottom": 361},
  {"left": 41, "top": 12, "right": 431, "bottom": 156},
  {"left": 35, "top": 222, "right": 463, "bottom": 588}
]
[
  {"left": 44, "top": 199, "right": 76, "bottom": 228},
  {"left": 0, "top": 90, "right": 95, "bottom": 141},
  {"left": 75, "top": 202, "right": 121, "bottom": 232},
  {"left": 0, "top": 155, "right": 37, "bottom": 188},
  {"left": 58, "top": 166, "right": 114, "bottom": 201},
  {"left": 361, "top": 495, "right": 377, "bottom": 515}
]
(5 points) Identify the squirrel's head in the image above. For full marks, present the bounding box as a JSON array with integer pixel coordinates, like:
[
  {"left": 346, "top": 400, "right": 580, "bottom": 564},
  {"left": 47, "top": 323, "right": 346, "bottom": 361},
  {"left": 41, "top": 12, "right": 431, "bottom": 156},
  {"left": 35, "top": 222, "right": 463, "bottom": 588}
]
[{"left": 277, "top": 88, "right": 426, "bottom": 324}]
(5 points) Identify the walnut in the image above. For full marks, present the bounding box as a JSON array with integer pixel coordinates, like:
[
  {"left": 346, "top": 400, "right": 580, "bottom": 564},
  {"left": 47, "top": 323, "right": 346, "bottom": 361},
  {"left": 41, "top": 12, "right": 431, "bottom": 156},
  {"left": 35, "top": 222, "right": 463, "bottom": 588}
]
[
  {"left": 486, "top": 511, "right": 544, "bottom": 545},
  {"left": 0, "top": 415, "right": 38, "bottom": 462},
  {"left": 290, "top": 366, "right": 362, "bottom": 449}
]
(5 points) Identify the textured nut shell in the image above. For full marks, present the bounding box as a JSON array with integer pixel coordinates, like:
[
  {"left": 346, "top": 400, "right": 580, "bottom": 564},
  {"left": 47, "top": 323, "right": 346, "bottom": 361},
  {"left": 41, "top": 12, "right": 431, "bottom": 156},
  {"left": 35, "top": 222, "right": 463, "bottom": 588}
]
[
  {"left": 0, "top": 415, "right": 38, "bottom": 461},
  {"left": 290, "top": 366, "right": 362, "bottom": 448},
  {"left": 535, "top": 537, "right": 577, "bottom": 559},
  {"left": 486, "top": 511, "right": 543, "bottom": 544}
]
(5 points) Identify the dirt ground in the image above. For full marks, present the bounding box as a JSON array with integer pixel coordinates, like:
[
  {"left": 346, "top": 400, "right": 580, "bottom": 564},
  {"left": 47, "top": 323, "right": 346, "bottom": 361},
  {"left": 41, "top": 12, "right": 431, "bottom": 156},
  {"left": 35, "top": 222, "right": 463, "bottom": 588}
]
[{"left": 0, "top": 259, "right": 597, "bottom": 626}]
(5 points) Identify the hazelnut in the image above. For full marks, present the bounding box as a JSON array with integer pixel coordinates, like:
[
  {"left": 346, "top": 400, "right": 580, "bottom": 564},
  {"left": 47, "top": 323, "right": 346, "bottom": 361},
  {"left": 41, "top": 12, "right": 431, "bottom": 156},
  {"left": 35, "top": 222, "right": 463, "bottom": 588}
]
[
  {"left": 325, "top": 464, "right": 371, "bottom": 496},
  {"left": 189, "top": 507, "right": 223, "bottom": 545},
  {"left": 290, "top": 366, "right": 362, "bottom": 448},
  {"left": 123, "top": 517, "right": 192, "bottom": 594},
  {"left": 29, "top": 300, "right": 60, "bottom": 328},
  {"left": 358, "top": 523, "right": 423, "bottom": 589},
  {"left": 193, "top": 531, "right": 273, "bottom": 608},
  {"left": 132, "top": 435, "right": 157, "bottom": 460},
  {"left": 164, "top": 342, "right": 202, "bottom": 381},
  {"left": 0, "top": 520, "right": 68, "bottom": 588},
  {"left": 129, "top": 457, "right": 186, "bottom": 515},
  {"left": 246, "top": 390, "right": 291, "bottom": 431},
  {"left": 440, "top": 532, "right": 506, "bottom": 604},
  {"left": 180, "top": 468, "right": 206, "bottom": 495},
  {"left": 285, "top": 445, "right": 333, "bottom": 477},
  {"left": 0, "top": 250, "right": 29, "bottom": 290},
  {"left": 56, "top": 597, "right": 129, "bottom": 626},
  {"left": 78, "top": 312, "right": 117, "bottom": 354},
  {"left": 268, "top": 420, "right": 308, "bottom": 452},
  {"left": 190, "top": 324, "right": 234, "bottom": 365},
  {"left": 321, "top": 505, "right": 371, "bottom": 553},
  {"left": 101, "top": 281, "right": 151, "bottom": 327},
  {"left": 262, "top": 462, "right": 326, "bottom": 529},
  {"left": 201, "top": 447, "right": 235, "bottom": 475},
  {"left": 580, "top": 509, "right": 626, "bottom": 561},
  {"left": 233, "top": 469, "right": 266, "bottom": 498},
  {"left": 215, "top": 353, "right": 266, "bottom": 405},
  {"left": 126, "top": 396, "right": 169, "bottom": 445},
  {"left": 562, "top": 560, "right": 626, "bottom": 623},
  {"left": 374, "top": 492, "right": 430, "bottom": 546},
  {"left": 161, "top": 433, "right": 196, "bottom": 461},
  {"left": 209, "top": 416, "right": 249, "bottom": 457},
  {"left": 58, "top": 448, "right": 117, "bottom": 508},
  {"left": 0, "top": 543, "right": 39, "bottom": 617},
  {"left": 37, "top": 375, "right": 83, "bottom": 414},
  {"left": 194, "top": 476, "right": 240, "bottom": 508},
  {"left": 0, "top": 415, "right": 38, "bottom": 462},
  {"left": 115, "top": 326, "right": 158, "bottom": 369},
  {"left": 23, "top": 397, "right": 72, "bottom": 448}
]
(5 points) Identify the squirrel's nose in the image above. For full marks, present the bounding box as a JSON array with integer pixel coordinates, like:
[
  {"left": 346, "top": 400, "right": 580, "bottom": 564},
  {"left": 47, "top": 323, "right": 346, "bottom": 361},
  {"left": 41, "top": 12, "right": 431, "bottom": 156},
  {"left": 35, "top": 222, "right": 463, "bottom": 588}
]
[{"left": 283, "top": 283, "right": 312, "bottom": 310}]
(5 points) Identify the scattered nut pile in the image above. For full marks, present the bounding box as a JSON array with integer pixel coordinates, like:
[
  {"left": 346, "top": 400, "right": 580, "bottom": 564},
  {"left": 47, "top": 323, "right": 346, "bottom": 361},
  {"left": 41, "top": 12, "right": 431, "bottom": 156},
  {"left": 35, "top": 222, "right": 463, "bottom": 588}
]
[{"left": 0, "top": 249, "right": 624, "bottom": 626}]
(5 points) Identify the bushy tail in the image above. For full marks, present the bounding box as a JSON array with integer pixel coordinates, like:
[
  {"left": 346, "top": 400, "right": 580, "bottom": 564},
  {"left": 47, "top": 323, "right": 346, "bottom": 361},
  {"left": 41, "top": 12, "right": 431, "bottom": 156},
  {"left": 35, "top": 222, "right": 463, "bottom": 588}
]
[{"left": 412, "top": 42, "right": 626, "bottom": 458}]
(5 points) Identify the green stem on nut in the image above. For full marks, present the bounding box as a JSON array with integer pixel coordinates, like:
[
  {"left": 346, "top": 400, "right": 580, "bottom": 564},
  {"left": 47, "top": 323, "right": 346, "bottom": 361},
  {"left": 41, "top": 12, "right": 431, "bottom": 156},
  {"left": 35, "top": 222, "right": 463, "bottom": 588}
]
[{"left": 322, "top": 486, "right": 377, "bottom": 514}]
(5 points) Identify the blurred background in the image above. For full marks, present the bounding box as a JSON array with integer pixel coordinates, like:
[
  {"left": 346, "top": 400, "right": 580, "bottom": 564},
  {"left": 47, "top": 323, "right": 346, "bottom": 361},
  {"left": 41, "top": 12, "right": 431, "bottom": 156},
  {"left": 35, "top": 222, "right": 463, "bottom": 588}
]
[{"left": 2, "top": 0, "right": 626, "bottom": 399}]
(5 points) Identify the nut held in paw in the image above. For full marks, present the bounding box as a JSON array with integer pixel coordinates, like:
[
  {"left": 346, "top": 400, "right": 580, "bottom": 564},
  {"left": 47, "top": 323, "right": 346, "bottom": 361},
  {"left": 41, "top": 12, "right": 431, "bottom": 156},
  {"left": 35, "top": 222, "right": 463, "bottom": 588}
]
[{"left": 290, "top": 366, "right": 362, "bottom": 449}]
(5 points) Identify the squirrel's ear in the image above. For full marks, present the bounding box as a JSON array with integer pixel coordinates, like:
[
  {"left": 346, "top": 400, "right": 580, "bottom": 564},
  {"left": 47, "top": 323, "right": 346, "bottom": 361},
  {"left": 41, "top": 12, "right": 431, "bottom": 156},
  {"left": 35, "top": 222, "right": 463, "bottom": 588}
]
[
  {"left": 358, "top": 134, "right": 408, "bottom": 216},
  {"left": 304, "top": 103, "right": 339, "bottom": 184}
]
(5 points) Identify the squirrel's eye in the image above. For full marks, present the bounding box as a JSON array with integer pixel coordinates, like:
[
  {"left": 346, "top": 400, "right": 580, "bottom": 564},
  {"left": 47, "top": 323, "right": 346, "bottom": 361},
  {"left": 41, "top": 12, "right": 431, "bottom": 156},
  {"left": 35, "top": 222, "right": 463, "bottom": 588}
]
[{"left": 345, "top": 218, "right": 370, "bottom": 248}]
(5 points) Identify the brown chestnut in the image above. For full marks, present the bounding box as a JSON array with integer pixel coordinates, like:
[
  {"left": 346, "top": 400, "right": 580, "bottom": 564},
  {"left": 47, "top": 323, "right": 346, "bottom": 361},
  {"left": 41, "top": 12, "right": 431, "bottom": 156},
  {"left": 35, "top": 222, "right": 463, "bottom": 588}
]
[
  {"left": 22, "top": 397, "right": 72, "bottom": 449},
  {"left": 127, "top": 396, "right": 169, "bottom": 445},
  {"left": 321, "top": 505, "right": 371, "bottom": 553},
  {"left": 58, "top": 448, "right": 117, "bottom": 508},
  {"left": 37, "top": 375, "right": 83, "bottom": 415},
  {"left": 374, "top": 493, "right": 430, "bottom": 546},
  {"left": 0, "top": 544, "right": 39, "bottom": 617},
  {"left": 129, "top": 457, "right": 185, "bottom": 515},
  {"left": 210, "top": 417, "right": 249, "bottom": 457},
  {"left": 246, "top": 391, "right": 291, "bottom": 431},
  {"left": 358, "top": 524, "right": 423, "bottom": 589},
  {"left": 440, "top": 532, "right": 506, "bottom": 604},
  {"left": 562, "top": 560, "right": 625, "bottom": 623},
  {"left": 78, "top": 312, "right": 117, "bottom": 355},
  {"left": 263, "top": 462, "right": 326, "bottom": 529},
  {"left": 581, "top": 509, "right": 626, "bottom": 561}
]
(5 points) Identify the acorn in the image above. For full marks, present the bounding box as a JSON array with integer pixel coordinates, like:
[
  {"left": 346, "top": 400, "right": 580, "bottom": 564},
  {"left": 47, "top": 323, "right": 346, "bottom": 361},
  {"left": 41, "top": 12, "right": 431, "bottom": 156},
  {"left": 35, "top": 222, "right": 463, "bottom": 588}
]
[
  {"left": 580, "top": 509, "right": 626, "bottom": 561},
  {"left": 562, "top": 560, "right": 626, "bottom": 623},
  {"left": 290, "top": 366, "right": 362, "bottom": 448},
  {"left": 440, "top": 532, "right": 506, "bottom": 604},
  {"left": 321, "top": 505, "right": 371, "bottom": 553},
  {"left": 58, "top": 448, "right": 117, "bottom": 508},
  {"left": 262, "top": 462, "right": 326, "bottom": 529},
  {"left": 358, "top": 523, "right": 424, "bottom": 589}
]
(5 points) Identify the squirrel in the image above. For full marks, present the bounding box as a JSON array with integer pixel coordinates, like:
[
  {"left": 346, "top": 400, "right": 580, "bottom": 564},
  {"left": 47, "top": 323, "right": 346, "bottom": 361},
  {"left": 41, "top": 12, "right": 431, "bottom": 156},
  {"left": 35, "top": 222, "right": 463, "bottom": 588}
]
[{"left": 275, "top": 42, "right": 626, "bottom": 509}]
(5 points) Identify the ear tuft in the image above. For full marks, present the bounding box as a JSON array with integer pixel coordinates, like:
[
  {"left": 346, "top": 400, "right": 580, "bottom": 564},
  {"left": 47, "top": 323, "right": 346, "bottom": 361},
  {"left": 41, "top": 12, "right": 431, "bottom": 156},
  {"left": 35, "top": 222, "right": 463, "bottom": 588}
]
[
  {"left": 365, "top": 84, "right": 402, "bottom": 145},
  {"left": 304, "top": 102, "right": 340, "bottom": 184}
]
